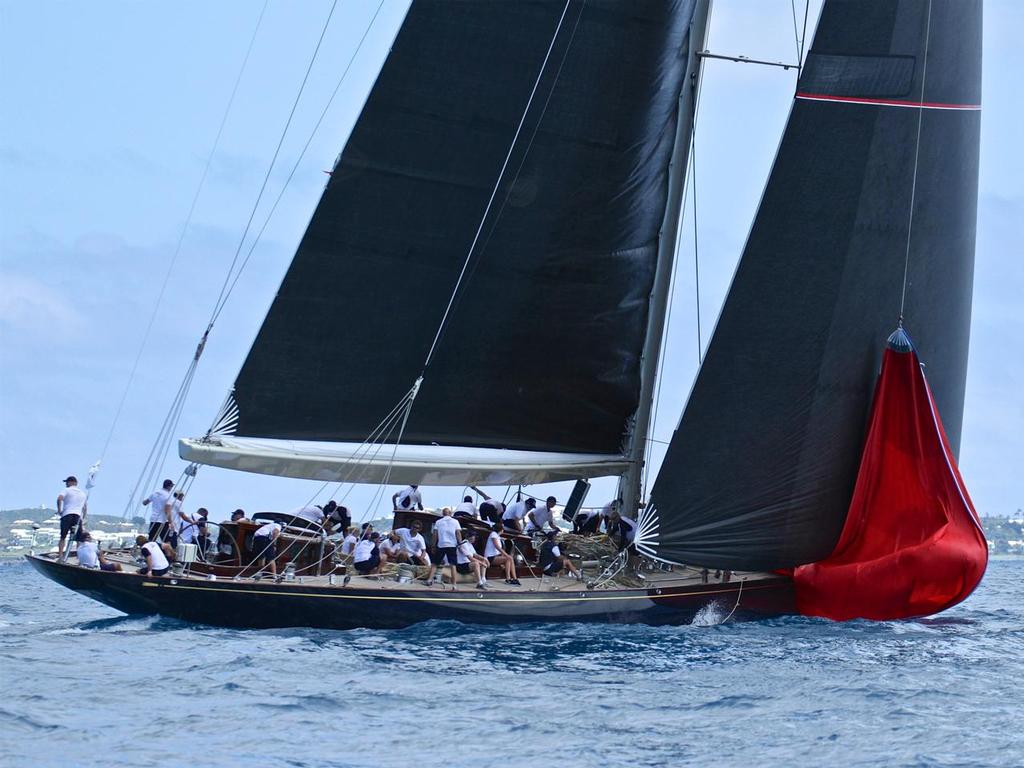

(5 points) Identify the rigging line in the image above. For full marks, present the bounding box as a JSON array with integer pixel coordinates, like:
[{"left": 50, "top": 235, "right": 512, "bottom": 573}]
[
  {"left": 797, "top": 0, "right": 810, "bottom": 78},
  {"left": 207, "top": 0, "right": 339, "bottom": 328},
  {"left": 898, "top": 0, "right": 933, "bottom": 321},
  {"left": 419, "top": 0, "right": 575, "bottom": 375},
  {"left": 96, "top": 0, "right": 269, "bottom": 463},
  {"left": 210, "top": 0, "right": 387, "bottom": 326},
  {"left": 789, "top": 0, "right": 801, "bottom": 61}
]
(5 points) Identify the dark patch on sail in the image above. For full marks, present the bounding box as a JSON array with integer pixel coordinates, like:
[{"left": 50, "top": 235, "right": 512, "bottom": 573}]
[
  {"left": 647, "top": 0, "right": 981, "bottom": 570},
  {"left": 800, "top": 54, "right": 916, "bottom": 98},
  {"left": 231, "top": 0, "right": 699, "bottom": 454}
]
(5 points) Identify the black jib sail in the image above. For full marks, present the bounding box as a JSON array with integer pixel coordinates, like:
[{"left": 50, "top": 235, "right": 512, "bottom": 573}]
[
  {"left": 643, "top": 0, "right": 982, "bottom": 570},
  {"left": 227, "top": 0, "right": 700, "bottom": 455}
]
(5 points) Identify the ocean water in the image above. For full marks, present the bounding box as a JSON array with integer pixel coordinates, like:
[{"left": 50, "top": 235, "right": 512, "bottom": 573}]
[{"left": 0, "top": 559, "right": 1021, "bottom": 768}]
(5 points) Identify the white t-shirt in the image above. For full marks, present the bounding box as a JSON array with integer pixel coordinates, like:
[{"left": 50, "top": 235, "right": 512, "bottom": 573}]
[
  {"left": 395, "top": 528, "right": 426, "bottom": 556},
  {"left": 433, "top": 515, "right": 461, "bottom": 547},
  {"left": 76, "top": 540, "right": 99, "bottom": 568},
  {"left": 484, "top": 531, "right": 504, "bottom": 558},
  {"left": 503, "top": 501, "right": 530, "bottom": 521},
  {"left": 341, "top": 534, "right": 359, "bottom": 556},
  {"left": 353, "top": 539, "right": 377, "bottom": 563},
  {"left": 145, "top": 489, "right": 172, "bottom": 523},
  {"left": 379, "top": 537, "right": 401, "bottom": 557},
  {"left": 290, "top": 505, "right": 325, "bottom": 524},
  {"left": 526, "top": 505, "right": 554, "bottom": 532},
  {"left": 142, "top": 541, "right": 169, "bottom": 571},
  {"left": 456, "top": 539, "right": 477, "bottom": 564},
  {"left": 454, "top": 501, "right": 478, "bottom": 517},
  {"left": 254, "top": 522, "right": 281, "bottom": 539},
  {"left": 59, "top": 486, "right": 87, "bottom": 518},
  {"left": 480, "top": 499, "right": 504, "bottom": 514},
  {"left": 167, "top": 499, "right": 183, "bottom": 532},
  {"left": 178, "top": 513, "right": 197, "bottom": 544},
  {"left": 396, "top": 486, "right": 422, "bottom": 509}
]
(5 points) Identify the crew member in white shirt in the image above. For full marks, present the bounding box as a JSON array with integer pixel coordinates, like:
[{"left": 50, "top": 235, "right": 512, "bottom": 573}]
[
  {"left": 394, "top": 521, "right": 430, "bottom": 566},
  {"left": 339, "top": 527, "right": 360, "bottom": 558},
  {"left": 75, "top": 531, "right": 122, "bottom": 572},
  {"left": 252, "top": 521, "right": 282, "bottom": 578},
  {"left": 456, "top": 532, "right": 490, "bottom": 590},
  {"left": 453, "top": 496, "right": 478, "bottom": 520},
  {"left": 135, "top": 535, "right": 173, "bottom": 577},
  {"left": 502, "top": 497, "right": 534, "bottom": 533},
  {"left": 607, "top": 511, "right": 638, "bottom": 551},
  {"left": 165, "top": 491, "right": 185, "bottom": 549},
  {"left": 392, "top": 484, "right": 423, "bottom": 511},
  {"left": 142, "top": 479, "right": 174, "bottom": 543},
  {"left": 479, "top": 497, "right": 504, "bottom": 524},
  {"left": 378, "top": 530, "right": 403, "bottom": 565},
  {"left": 289, "top": 504, "right": 326, "bottom": 528},
  {"left": 423, "top": 509, "right": 462, "bottom": 588},
  {"left": 600, "top": 499, "right": 621, "bottom": 534},
  {"left": 483, "top": 523, "right": 520, "bottom": 585},
  {"left": 573, "top": 505, "right": 604, "bottom": 535},
  {"left": 525, "top": 495, "right": 560, "bottom": 534},
  {"left": 353, "top": 532, "right": 382, "bottom": 575},
  {"left": 57, "top": 475, "right": 88, "bottom": 560}
]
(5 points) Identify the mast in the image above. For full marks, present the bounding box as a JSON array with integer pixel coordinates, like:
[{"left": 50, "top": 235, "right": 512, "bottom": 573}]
[{"left": 621, "top": 0, "right": 712, "bottom": 519}]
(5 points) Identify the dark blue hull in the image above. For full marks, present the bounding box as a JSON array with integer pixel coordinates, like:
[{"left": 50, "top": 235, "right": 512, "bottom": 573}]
[{"left": 27, "top": 555, "right": 795, "bottom": 629}]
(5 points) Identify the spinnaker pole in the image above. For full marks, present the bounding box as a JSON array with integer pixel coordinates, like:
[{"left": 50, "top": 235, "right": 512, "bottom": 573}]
[{"left": 620, "top": 0, "right": 712, "bottom": 521}]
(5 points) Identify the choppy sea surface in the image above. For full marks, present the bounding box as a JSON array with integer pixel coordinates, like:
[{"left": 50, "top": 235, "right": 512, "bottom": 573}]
[{"left": 1, "top": 559, "right": 1021, "bottom": 768}]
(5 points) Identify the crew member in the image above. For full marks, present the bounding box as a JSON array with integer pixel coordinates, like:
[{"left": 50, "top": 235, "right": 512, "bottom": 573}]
[
  {"left": 502, "top": 497, "right": 534, "bottom": 533},
  {"left": 479, "top": 498, "right": 504, "bottom": 524},
  {"left": 423, "top": 508, "right": 462, "bottom": 588},
  {"left": 135, "top": 534, "right": 173, "bottom": 577},
  {"left": 323, "top": 501, "right": 351, "bottom": 535},
  {"left": 525, "top": 496, "right": 559, "bottom": 534},
  {"left": 252, "top": 521, "right": 282, "bottom": 578},
  {"left": 340, "top": 527, "right": 360, "bottom": 558},
  {"left": 353, "top": 532, "right": 382, "bottom": 575},
  {"left": 456, "top": 532, "right": 490, "bottom": 590},
  {"left": 75, "top": 531, "right": 122, "bottom": 572},
  {"left": 57, "top": 475, "right": 87, "bottom": 560},
  {"left": 289, "top": 504, "right": 325, "bottom": 528},
  {"left": 573, "top": 507, "right": 602, "bottom": 535},
  {"left": 378, "top": 530, "right": 403, "bottom": 565},
  {"left": 539, "top": 530, "right": 581, "bottom": 581},
  {"left": 394, "top": 521, "right": 430, "bottom": 566},
  {"left": 392, "top": 484, "right": 423, "bottom": 511},
  {"left": 453, "top": 496, "right": 478, "bottom": 519},
  {"left": 608, "top": 511, "right": 638, "bottom": 551},
  {"left": 165, "top": 491, "right": 185, "bottom": 549},
  {"left": 230, "top": 509, "right": 249, "bottom": 523},
  {"left": 600, "top": 499, "right": 622, "bottom": 534},
  {"left": 484, "top": 523, "right": 520, "bottom": 585},
  {"left": 142, "top": 479, "right": 174, "bottom": 542}
]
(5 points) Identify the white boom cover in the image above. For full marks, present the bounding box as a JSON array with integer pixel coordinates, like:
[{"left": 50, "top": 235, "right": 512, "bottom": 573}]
[{"left": 179, "top": 437, "right": 629, "bottom": 486}]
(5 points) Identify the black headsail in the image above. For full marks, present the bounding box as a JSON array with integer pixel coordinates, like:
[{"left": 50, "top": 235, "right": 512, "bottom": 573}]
[
  {"left": 643, "top": 0, "right": 982, "bottom": 570},
  {"left": 227, "top": 0, "right": 700, "bottom": 455}
]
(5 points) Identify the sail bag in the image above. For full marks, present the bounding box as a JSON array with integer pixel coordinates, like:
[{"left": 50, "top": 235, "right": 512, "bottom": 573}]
[{"left": 793, "top": 332, "right": 987, "bottom": 621}]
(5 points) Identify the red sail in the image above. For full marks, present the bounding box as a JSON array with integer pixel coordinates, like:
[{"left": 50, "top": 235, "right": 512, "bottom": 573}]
[{"left": 794, "top": 336, "right": 987, "bottom": 620}]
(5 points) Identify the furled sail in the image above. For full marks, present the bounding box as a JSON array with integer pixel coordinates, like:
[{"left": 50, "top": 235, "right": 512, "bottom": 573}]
[
  {"left": 220, "top": 0, "right": 701, "bottom": 459},
  {"left": 793, "top": 330, "right": 988, "bottom": 621},
  {"left": 642, "top": 0, "right": 982, "bottom": 570}
]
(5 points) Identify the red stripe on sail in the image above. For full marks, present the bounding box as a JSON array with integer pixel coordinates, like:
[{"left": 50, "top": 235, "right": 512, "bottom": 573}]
[{"left": 796, "top": 92, "right": 981, "bottom": 110}]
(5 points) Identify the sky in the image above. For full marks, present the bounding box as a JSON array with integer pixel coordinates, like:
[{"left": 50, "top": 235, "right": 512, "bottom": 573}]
[{"left": 1, "top": 0, "right": 1021, "bottom": 524}]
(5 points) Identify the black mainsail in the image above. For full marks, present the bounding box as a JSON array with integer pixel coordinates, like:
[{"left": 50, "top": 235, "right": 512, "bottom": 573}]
[
  {"left": 643, "top": 0, "right": 982, "bottom": 570},
  {"left": 225, "top": 0, "right": 701, "bottom": 457}
]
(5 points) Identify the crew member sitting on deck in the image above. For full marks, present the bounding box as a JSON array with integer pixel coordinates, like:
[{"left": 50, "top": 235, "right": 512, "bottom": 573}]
[
  {"left": 456, "top": 532, "right": 490, "bottom": 590},
  {"left": 502, "top": 497, "right": 534, "bottom": 533},
  {"left": 76, "top": 531, "right": 122, "bottom": 572},
  {"left": 525, "top": 496, "right": 559, "bottom": 534},
  {"left": 395, "top": 522, "right": 430, "bottom": 566},
  {"left": 424, "top": 508, "right": 462, "bottom": 588},
  {"left": 453, "top": 496, "right": 478, "bottom": 520},
  {"left": 353, "top": 531, "right": 382, "bottom": 575},
  {"left": 484, "top": 523, "right": 520, "bottom": 585},
  {"left": 379, "top": 530, "right": 403, "bottom": 565},
  {"left": 252, "top": 521, "right": 282, "bottom": 578},
  {"left": 340, "top": 527, "right": 359, "bottom": 559},
  {"left": 142, "top": 479, "right": 174, "bottom": 543},
  {"left": 573, "top": 506, "right": 602, "bottom": 535},
  {"left": 57, "top": 475, "right": 87, "bottom": 561},
  {"left": 479, "top": 497, "right": 504, "bottom": 524},
  {"left": 539, "top": 530, "right": 582, "bottom": 581},
  {"left": 135, "top": 535, "right": 173, "bottom": 577},
  {"left": 392, "top": 484, "right": 423, "bottom": 511}
]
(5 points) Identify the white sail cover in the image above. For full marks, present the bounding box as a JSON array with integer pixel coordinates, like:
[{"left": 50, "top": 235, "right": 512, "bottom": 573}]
[{"left": 179, "top": 437, "right": 628, "bottom": 486}]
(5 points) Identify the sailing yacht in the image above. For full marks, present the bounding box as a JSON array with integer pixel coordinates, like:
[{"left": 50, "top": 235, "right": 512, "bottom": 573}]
[{"left": 30, "top": 0, "right": 987, "bottom": 628}]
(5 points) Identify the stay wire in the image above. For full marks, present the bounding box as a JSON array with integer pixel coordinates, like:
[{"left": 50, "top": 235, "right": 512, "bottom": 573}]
[
  {"left": 97, "top": 0, "right": 269, "bottom": 463},
  {"left": 898, "top": 0, "right": 933, "bottom": 321}
]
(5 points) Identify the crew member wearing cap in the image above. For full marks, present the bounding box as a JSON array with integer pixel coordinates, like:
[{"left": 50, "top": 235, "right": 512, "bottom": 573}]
[
  {"left": 142, "top": 479, "right": 174, "bottom": 542},
  {"left": 230, "top": 509, "right": 249, "bottom": 523},
  {"left": 502, "top": 497, "right": 534, "bottom": 533},
  {"left": 57, "top": 475, "right": 87, "bottom": 561},
  {"left": 539, "top": 530, "right": 582, "bottom": 581},
  {"left": 525, "top": 496, "right": 559, "bottom": 534}
]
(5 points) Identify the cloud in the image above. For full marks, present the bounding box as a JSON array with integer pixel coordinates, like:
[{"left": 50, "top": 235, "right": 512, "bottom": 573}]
[{"left": 0, "top": 272, "right": 84, "bottom": 339}]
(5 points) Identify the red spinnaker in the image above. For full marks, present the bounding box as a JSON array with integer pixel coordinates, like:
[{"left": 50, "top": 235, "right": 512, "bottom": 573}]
[{"left": 794, "top": 336, "right": 988, "bottom": 620}]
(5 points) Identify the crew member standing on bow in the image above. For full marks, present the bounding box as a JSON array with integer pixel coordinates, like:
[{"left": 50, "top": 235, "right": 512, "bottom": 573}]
[
  {"left": 56, "top": 475, "right": 87, "bottom": 560},
  {"left": 142, "top": 479, "right": 174, "bottom": 542},
  {"left": 392, "top": 484, "right": 424, "bottom": 511}
]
